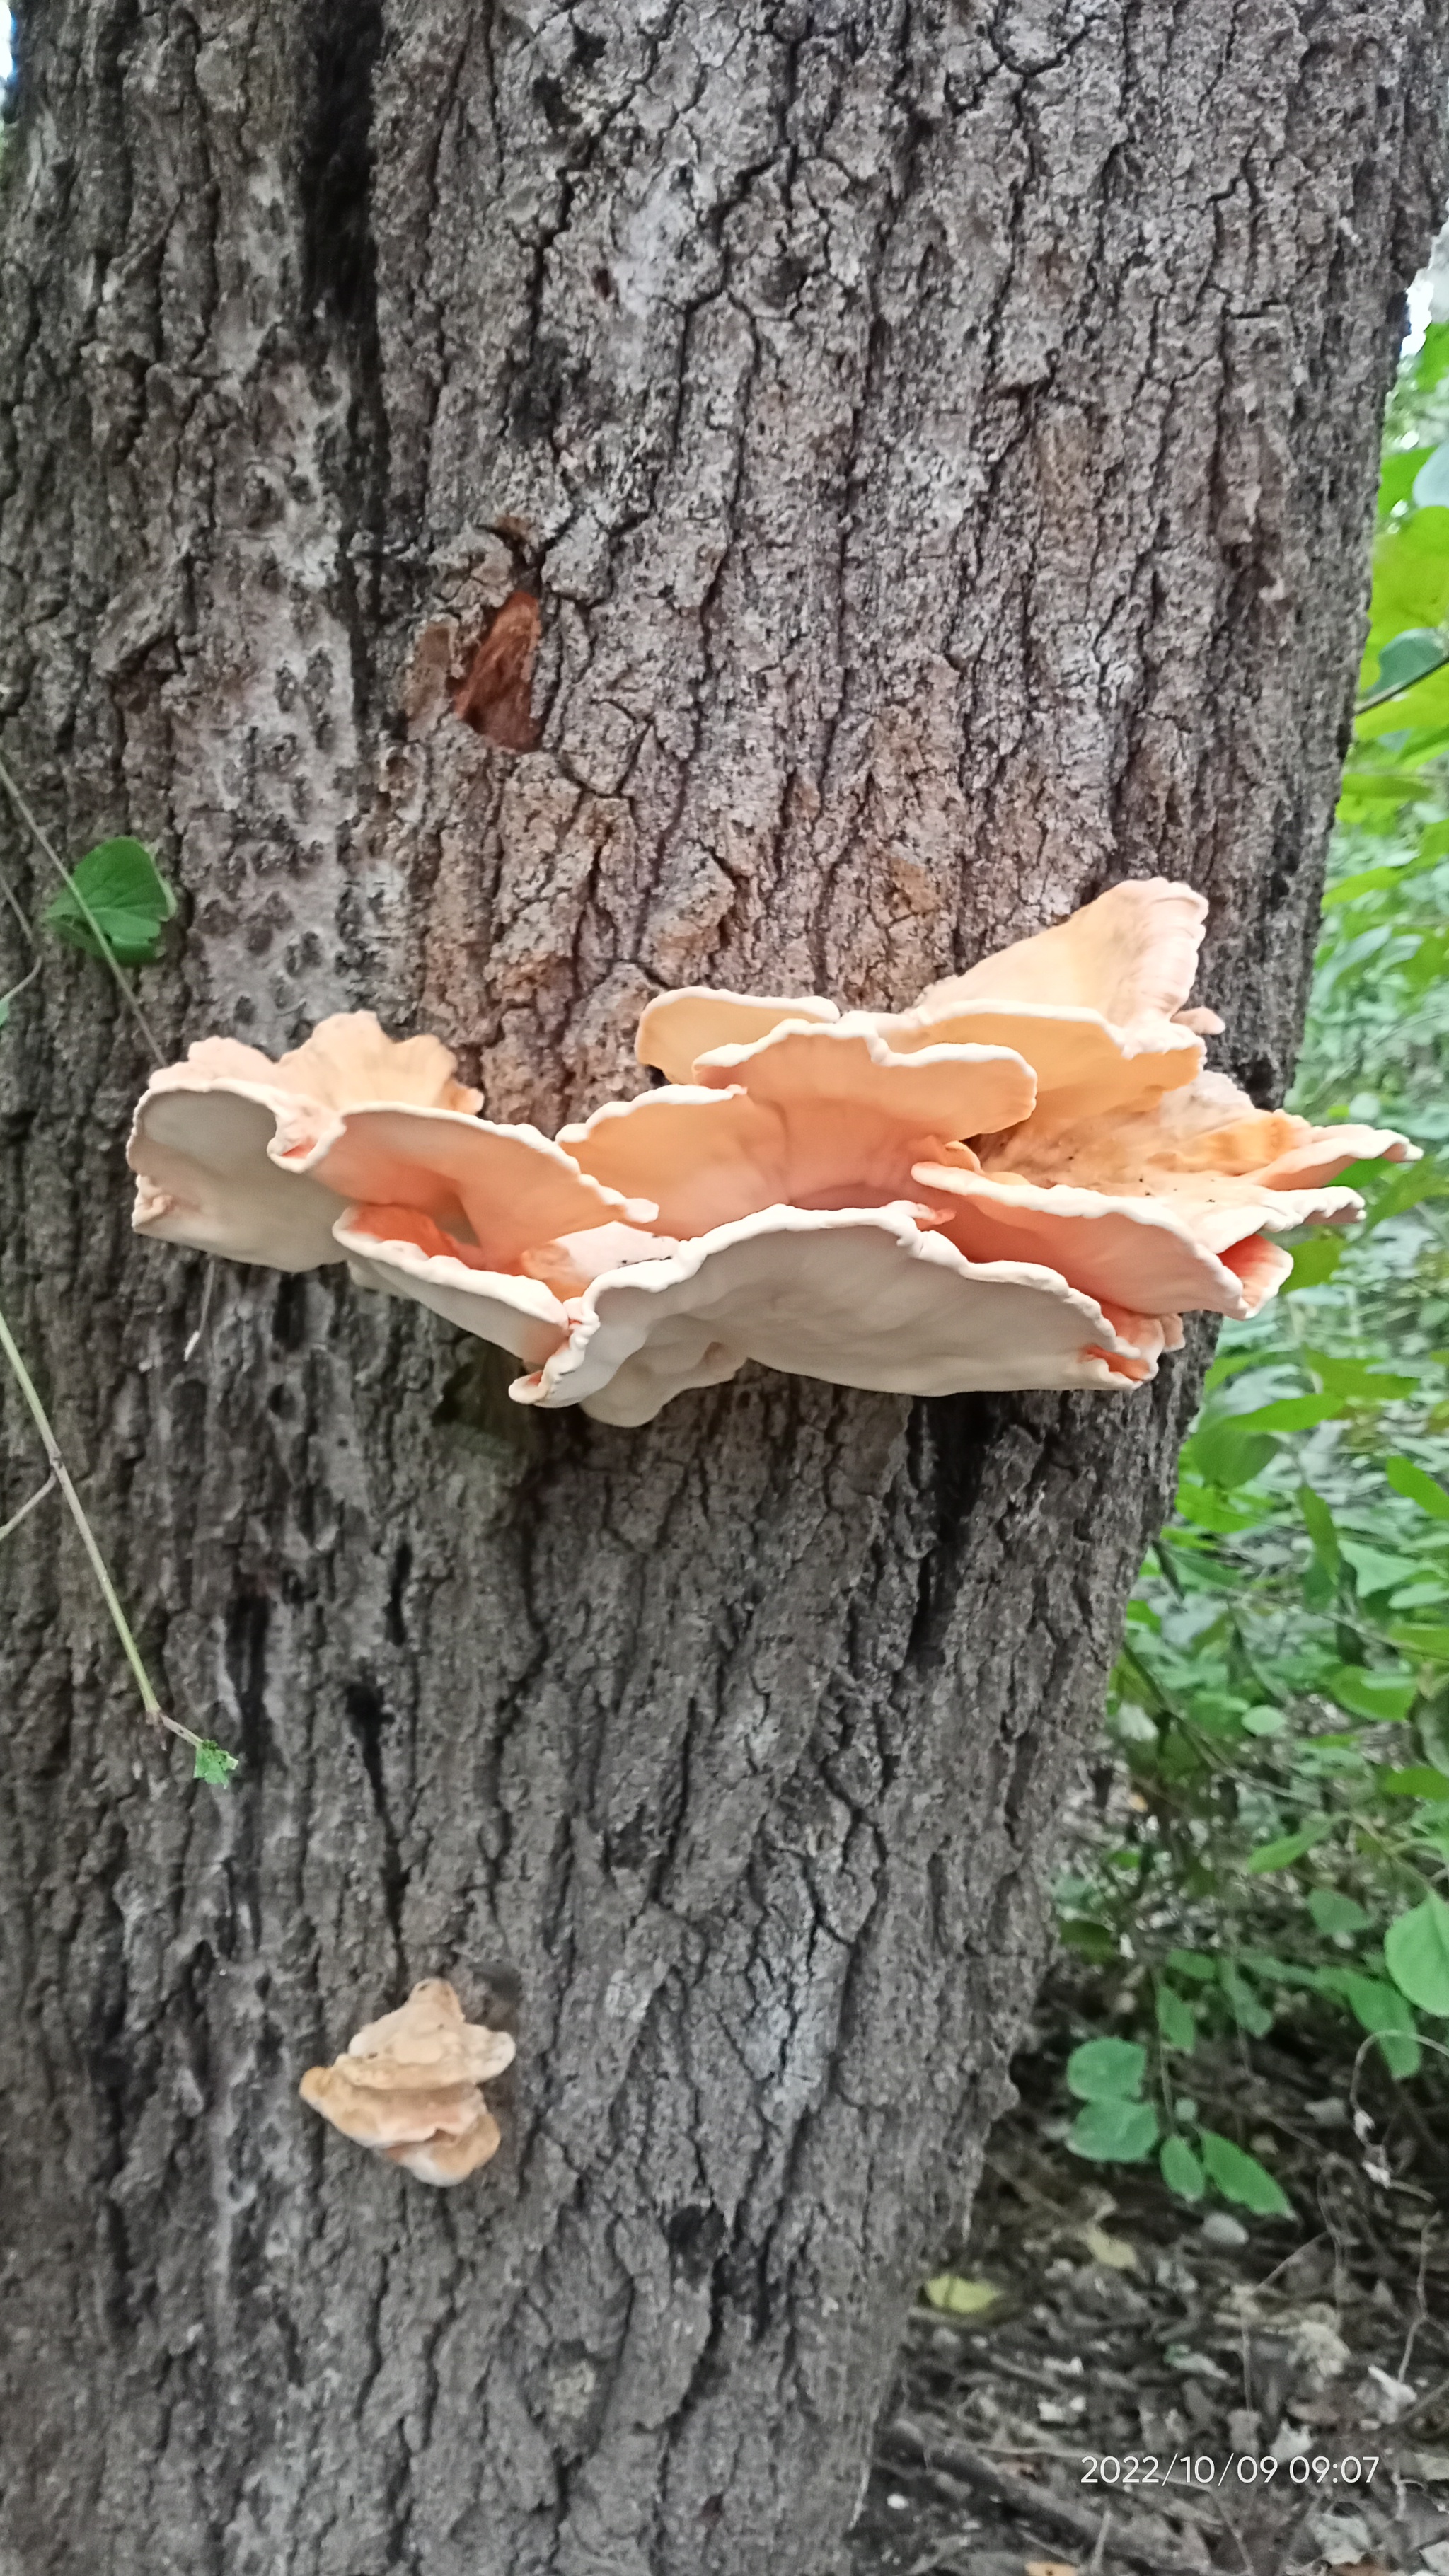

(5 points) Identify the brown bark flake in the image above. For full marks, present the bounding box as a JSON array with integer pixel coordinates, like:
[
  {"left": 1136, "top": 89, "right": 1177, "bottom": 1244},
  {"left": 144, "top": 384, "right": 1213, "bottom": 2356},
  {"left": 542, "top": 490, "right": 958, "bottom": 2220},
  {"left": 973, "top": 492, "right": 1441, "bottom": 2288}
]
[{"left": 452, "top": 591, "right": 542, "bottom": 751}]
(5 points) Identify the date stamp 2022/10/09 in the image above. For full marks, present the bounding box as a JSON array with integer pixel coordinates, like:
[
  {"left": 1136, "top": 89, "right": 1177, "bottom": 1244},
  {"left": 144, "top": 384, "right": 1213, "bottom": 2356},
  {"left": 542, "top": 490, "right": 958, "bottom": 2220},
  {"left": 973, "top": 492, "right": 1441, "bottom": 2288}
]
[{"left": 1081, "top": 2454, "right": 1380, "bottom": 2492}]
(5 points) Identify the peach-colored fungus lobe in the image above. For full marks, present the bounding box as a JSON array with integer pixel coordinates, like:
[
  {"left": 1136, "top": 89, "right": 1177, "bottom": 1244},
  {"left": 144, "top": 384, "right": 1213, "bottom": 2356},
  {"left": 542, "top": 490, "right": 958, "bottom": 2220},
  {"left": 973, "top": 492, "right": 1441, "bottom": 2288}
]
[
  {"left": 299, "top": 1979, "right": 515, "bottom": 2186},
  {"left": 127, "top": 882, "right": 1416, "bottom": 1423}
]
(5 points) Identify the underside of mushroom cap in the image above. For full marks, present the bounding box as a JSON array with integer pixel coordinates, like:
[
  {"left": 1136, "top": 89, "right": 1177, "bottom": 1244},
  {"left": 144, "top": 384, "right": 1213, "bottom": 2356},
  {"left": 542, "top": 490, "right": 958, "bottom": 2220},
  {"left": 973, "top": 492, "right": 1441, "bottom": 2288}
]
[
  {"left": 129, "top": 1081, "right": 350, "bottom": 1270},
  {"left": 509, "top": 1203, "right": 1168, "bottom": 1425},
  {"left": 386, "top": 2113, "right": 504, "bottom": 2183},
  {"left": 911, "top": 1160, "right": 1274, "bottom": 1322},
  {"left": 335, "top": 1206, "right": 574, "bottom": 1367}
]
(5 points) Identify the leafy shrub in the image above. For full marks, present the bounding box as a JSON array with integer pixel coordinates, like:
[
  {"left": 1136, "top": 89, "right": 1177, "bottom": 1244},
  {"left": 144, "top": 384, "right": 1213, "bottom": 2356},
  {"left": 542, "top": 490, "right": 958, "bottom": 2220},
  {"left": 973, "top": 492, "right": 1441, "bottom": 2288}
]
[{"left": 1056, "top": 320, "right": 1449, "bottom": 2209}]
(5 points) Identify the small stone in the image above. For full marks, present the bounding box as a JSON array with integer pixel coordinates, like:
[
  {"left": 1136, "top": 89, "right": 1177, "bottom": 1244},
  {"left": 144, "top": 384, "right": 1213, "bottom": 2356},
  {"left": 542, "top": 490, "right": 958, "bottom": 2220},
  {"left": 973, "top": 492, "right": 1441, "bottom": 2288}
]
[
  {"left": 1201, "top": 2212, "right": 1249, "bottom": 2250},
  {"left": 1305, "top": 2096, "right": 1349, "bottom": 2128}
]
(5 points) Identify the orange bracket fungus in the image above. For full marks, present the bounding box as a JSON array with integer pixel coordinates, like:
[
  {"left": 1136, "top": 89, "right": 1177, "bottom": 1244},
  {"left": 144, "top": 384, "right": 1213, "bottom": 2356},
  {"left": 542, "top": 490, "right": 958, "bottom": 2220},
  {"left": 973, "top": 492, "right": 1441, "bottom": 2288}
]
[
  {"left": 129, "top": 881, "right": 1415, "bottom": 1423},
  {"left": 300, "top": 1980, "right": 516, "bottom": 2186}
]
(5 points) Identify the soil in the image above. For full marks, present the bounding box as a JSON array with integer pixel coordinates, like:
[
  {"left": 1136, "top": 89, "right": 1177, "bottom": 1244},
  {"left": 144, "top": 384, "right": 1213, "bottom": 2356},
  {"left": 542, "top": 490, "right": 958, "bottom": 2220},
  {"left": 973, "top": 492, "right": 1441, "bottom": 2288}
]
[{"left": 850, "top": 2002, "right": 1449, "bottom": 2576}]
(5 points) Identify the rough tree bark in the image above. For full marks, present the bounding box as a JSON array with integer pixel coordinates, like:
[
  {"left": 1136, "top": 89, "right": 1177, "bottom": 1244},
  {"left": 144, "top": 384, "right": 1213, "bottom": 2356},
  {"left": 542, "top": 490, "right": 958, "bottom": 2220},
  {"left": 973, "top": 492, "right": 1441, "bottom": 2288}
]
[{"left": 0, "top": 4, "right": 1443, "bottom": 2571}]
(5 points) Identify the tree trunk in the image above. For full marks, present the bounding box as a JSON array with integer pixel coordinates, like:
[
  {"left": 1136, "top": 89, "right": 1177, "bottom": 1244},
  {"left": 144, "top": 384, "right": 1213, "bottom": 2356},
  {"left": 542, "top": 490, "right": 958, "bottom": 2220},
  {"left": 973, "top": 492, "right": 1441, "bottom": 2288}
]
[{"left": 0, "top": 4, "right": 1442, "bottom": 2570}]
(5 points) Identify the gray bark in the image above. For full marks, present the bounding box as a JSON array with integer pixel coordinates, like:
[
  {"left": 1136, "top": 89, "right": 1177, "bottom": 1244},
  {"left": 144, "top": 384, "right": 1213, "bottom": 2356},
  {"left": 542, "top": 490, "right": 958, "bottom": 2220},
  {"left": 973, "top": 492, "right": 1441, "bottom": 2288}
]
[{"left": 0, "top": 4, "right": 1442, "bottom": 2572}]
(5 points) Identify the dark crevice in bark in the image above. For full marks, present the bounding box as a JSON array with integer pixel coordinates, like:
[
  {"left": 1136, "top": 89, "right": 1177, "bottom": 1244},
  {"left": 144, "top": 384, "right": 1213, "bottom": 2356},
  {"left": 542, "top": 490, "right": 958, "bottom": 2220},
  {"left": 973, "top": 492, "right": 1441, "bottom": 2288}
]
[
  {"left": 301, "top": 0, "right": 391, "bottom": 715},
  {"left": 345, "top": 1675, "right": 407, "bottom": 1946}
]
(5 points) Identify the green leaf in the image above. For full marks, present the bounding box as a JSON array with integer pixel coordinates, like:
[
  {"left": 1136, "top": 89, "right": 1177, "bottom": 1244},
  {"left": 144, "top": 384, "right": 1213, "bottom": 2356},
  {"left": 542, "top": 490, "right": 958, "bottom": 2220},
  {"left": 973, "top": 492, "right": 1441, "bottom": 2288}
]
[
  {"left": 1059, "top": 1917, "right": 1119, "bottom": 1966},
  {"left": 1385, "top": 1891, "right": 1449, "bottom": 2015},
  {"left": 1414, "top": 448, "right": 1449, "bottom": 510},
  {"left": 1187, "top": 1414, "right": 1280, "bottom": 1491},
  {"left": 192, "top": 1738, "right": 239, "bottom": 1786},
  {"left": 1386, "top": 1455, "right": 1449, "bottom": 1521},
  {"left": 1306, "top": 1889, "right": 1370, "bottom": 1939},
  {"left": 1299, "top": 1486, "right": 1341, "bottom": 1583},
  {"left": 1362, "top": 633, "right": 1449, "bottom": 707},
  {"left": 1166, "top": 1948, "right": 1219, "bottom": 1984},
  {"left": 923, "top": 2273, "right": 1000, "bottom": 2317},
  {"left": 1197, "top": 2132, "right": 1292, "bottom": 2217},
  {"left": 1335, "top": 1971, "right": 1422, "bottom": 2077},
  {"left": 1232, "top": 1392, "right": 1342, "bottom": 1434},
  {"left": 1337, "top": 768, "right": 1438, "bottom": 823},
  {"left": 1365, "top": 507, "right": 1449, "bottom": 647},
  {"left": 1065, "top": 2036, "right": 1147, "bottom": 2102},
  {"left": 43, "top": 836, "right": 177, "bottom": 965},
  {"left": 1247, "top": 1818, "right": 1336, "bottom": 1873},
  {"left": 1380, "top": 1765, "right": 1449, "bottom": 1799},
  {"left": 1241, "top": 1704, "right": 1286, "bottom": 1737},
  {"left": 1219, "top": 1961, "right": 1273, "bottom": 2038},
  {"left": 1392, "top": 1624, "right": 1449, "bottom": 1661},
  {"left": 1155, "top": 1984, "right": 1196, "bottom": 2050},
  {"left": 1066, "top": 2097, "right": 1160, "bottom": 2164},
  {"left": 1286, "top": 1233, "right": 1348, "bottom": 1290},
  {"left": 1239, "top": 1951, "right": 1327, "bottom": 1994},
  {"left": 1303, "top": 1350, "right": 1419, "bottom": 1404},
  {"left": 1380, "top": 447, "right": 1439, "bottom": 516},
  {"left": 1360, "top": 1157, "right": 1449, "bottom": 1230},
  {"left": 1326, "top": 1663, "right": 1418, "bottom": 1723},
  {"left": 1413, "top": 323, "right": 1449, "bottom": 393},
  {"left": 1159, "top": 2135, "right": 1206, "bottom": 2202},
  {"left": 1175, "top": 1479, "right": 1275, "bottom": 1534},
  {"left": 1339, "top": 1540, "right": 1428, "bottom": 1602}
]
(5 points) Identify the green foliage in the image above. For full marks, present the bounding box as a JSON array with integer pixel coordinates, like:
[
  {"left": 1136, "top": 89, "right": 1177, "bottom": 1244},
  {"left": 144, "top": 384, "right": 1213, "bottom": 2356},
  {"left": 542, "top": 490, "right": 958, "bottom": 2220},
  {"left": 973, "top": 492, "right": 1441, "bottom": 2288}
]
[
  {"left": 42, "top": 836, "right": 176, "bottom": 965},
  {"left": 1055, "top": 317, "right": 1449, "bottom": 2210},
  {"left": 192, "top": 1739, "right": 240, "bottom": 1786}
]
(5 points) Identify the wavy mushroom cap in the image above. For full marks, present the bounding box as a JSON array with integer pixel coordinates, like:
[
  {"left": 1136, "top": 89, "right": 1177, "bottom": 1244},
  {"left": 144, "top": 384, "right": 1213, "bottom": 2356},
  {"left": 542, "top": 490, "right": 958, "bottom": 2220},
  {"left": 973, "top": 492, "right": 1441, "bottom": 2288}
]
[
  {"left": 874, "top": 881, "right": 1211, "bottom": 1115},
  {"left": 562, "top": 1022, "right": 1034, "bottom": 1236},
  {"left": 293, "top": 1106, "right": 650, "bottom": 1270},
  {"left": 912, "top": 878, "right": 1209, "bottom": 1032},
  {"left": 149, "top": 1013, "right": 480, "bottom": 1130},
  {"left": 991, "top": 1067, "right": 1416, "bottom": 1208},
  {"left": 347, "top": 1976, "right": 516, "bottom": 2089},
  {"left": 130, "top": 1014, "right": 485, "bottom": 1271},
  {"left": 635, "top": 987, "right": 840, "bottom": 1085}
]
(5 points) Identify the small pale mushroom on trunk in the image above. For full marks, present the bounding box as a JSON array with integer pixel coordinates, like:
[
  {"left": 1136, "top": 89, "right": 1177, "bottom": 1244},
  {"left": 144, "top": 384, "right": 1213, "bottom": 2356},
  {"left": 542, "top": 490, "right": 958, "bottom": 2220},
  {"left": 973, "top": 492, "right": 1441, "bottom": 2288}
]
[{"left": 300, "top": 1980, "right": 516, "bottom": 2187}]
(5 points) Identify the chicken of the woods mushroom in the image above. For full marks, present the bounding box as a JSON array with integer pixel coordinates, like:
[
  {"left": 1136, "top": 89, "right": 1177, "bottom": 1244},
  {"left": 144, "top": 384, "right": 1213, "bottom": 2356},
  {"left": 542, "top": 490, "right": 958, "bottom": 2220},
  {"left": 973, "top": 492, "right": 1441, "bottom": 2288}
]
[
  {"left": 128, "top": 880, "right": 1414, "bottom": 1425},
  {"left": 300, "top": 1980, "right": 515, "bottom": 2185}
]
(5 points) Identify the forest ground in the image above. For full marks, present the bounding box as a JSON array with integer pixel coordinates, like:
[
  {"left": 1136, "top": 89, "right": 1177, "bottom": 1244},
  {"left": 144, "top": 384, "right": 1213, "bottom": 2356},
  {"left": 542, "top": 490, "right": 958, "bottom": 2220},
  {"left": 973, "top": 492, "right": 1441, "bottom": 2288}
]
[{"left": 852, "top": 1993, "right": 1449, "bottom": 2576}]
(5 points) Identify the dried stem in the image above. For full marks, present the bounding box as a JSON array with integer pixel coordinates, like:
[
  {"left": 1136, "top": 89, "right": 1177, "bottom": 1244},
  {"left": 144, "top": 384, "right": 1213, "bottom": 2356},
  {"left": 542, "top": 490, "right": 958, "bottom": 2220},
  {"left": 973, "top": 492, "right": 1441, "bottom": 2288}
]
[
  {"left": 0, "top": 1297, "right": 219, "bottom": 1763},
  {"left": 0, "top": 1472, "right": 56, "bottom": 1544}
]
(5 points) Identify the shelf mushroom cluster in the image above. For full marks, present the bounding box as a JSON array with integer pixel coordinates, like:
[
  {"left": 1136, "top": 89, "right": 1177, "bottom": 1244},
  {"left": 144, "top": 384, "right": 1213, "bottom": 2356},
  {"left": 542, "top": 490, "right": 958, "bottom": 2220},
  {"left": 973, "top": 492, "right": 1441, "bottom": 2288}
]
[
  {"left": 128, "top": 879, "right": 1414, "bottom": 1424},
  {"left": 300, "top": 1980, "right": 515, "bottom": 2185}
]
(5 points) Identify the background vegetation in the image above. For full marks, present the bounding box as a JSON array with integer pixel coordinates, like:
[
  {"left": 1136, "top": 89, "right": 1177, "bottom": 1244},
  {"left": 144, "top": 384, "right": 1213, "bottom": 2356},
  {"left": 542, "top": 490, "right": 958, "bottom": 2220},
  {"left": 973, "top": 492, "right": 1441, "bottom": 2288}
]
[{"left": 1053, "top": 320, "right": 1449, "bottom": 2214}]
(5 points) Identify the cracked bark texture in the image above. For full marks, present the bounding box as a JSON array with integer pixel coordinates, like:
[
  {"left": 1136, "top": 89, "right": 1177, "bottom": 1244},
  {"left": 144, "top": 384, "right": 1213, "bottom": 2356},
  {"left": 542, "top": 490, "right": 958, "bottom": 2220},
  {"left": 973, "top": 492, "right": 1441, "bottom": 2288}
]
[{"left": 0, "top": 4, "right": 1443, "bottom": 2572}]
